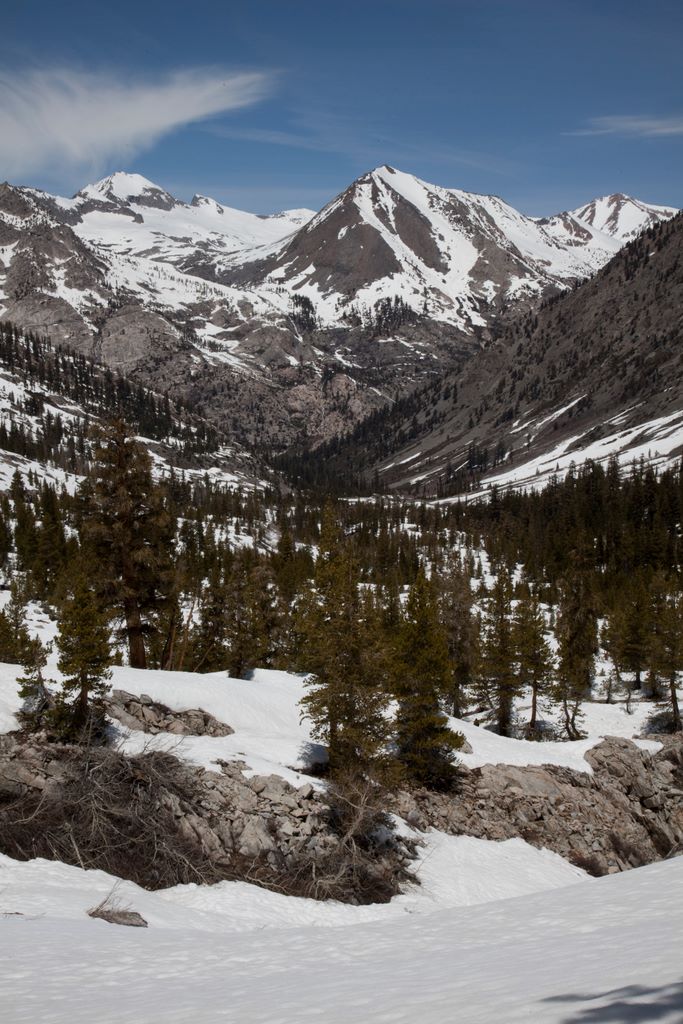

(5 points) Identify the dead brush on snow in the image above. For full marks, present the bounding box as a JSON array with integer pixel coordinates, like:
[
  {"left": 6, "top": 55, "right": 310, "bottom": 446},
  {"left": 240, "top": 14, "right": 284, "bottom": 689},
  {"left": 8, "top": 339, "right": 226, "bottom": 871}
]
[
  {"left": 0, "top": 740, "right": 417, "bottom": 904},
  {"left": 87, "top": 883, "right": 148, "bottom": 928},
  {"left": 285, "top": 770, "right": 418, "bottom": 905},
  {"left": 0, "top": 742, "right": 231, "bottom": 890}
]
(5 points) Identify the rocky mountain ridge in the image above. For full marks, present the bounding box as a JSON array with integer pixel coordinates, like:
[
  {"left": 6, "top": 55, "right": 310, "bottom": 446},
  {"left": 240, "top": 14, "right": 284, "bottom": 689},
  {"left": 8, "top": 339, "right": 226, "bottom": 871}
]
[
  {"left": 318, "top": 211, "right": 683, "bottom": 497},
  {"left": 0, "top": 167, "right": 675, "bottom": 454}
]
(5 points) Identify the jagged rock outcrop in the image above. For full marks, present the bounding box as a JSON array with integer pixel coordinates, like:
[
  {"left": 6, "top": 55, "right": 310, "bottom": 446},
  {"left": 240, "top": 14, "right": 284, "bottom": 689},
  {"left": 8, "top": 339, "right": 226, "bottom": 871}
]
[
  {"left": 105, "top": 690, "right": 234, "bottom": 737},
  {"left": 1, "top": 730, "right": 681, "bottom": 900},
  {"left": 0, "top": 735, "right": 411, "bottom": 903},
  {"left": 394, "top": 736, "right": 683, "bottom": 875}
]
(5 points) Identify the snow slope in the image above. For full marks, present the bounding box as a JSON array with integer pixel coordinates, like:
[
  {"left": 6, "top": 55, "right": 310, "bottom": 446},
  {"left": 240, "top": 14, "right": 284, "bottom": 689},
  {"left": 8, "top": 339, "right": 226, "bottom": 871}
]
[
  {"left": 0, "top": 829, "right": 585, "bottom": 930},
  {"left": 464, "top": 404, "right": 683, "bottom": 497},
  {"left": 0, "top": 657, "right": 663, "bottom": 785},
  {"left": 571, "top": 192, "right": 678, "bottom": 241},
  {"left": 42, "top": 172, "right": 315, "bottom": 260},
  {"left": 1, "top": 854, "right": 681, "bottom": 1023},
  {"left": 1, "top": 630, "right": 679, "bottom": 1021}
]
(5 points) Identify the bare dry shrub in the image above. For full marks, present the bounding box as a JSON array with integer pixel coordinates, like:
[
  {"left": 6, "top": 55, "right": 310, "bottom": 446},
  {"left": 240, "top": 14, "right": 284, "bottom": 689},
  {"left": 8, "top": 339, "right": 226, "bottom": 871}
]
[
  {"left": 609, "top": 830, "right": 648, "bottom": 866},
  {"left": 0, "top": 744, "right": 417, "bottom": 905},
  {"left": 87, "top": 884, "right": 148, "bottom": 927},
  {"left": 0, "top": 745, "right": 229, "bottom": 889},
  {"left": 568, "top": 850, "right": 605, "bottom": 877},
  {"left": 289, "top": 770, "right": 417, "bottom": 905}
]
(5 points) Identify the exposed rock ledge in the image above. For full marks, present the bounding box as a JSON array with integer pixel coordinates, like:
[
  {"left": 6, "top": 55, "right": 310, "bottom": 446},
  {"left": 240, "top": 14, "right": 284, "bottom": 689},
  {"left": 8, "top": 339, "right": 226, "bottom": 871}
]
[
  {"left": 0, "top": 729, "right": 681, "bottom": 899},
  {"left": 105, "top": 689, "right": 234, "bottom": 737},
  {"left": 397, "top": 736, "right": 683, "bottom": 875}
]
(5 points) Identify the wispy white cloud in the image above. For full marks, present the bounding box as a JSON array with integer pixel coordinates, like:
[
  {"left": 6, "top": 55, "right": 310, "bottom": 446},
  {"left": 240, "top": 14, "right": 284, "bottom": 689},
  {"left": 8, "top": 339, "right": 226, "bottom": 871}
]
[
  {"left": 208, "top": 107, "right": 522, "bottom": 177},
  {"left": 568, "top": 115, "right": 683, "bottom": 138},
  {"left": 0, "top": 67, "right": 273, "bottom": 180}
]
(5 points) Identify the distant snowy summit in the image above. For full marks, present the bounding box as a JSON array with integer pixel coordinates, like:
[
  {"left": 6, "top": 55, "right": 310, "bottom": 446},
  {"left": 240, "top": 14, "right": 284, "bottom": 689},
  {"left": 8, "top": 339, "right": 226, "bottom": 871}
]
[
  {"left": 31, "top": 170, "right": 317, "bottom": 256},
  {"left": 0, "top": 164, "right": 677, "bottom": 453},
  {"left": 15, "top": 166, "right": 677, "bottom": 333}
]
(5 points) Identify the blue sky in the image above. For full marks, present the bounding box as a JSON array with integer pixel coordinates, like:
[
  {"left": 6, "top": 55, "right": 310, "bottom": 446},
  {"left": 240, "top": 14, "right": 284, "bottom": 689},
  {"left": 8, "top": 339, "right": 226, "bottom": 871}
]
[{"left": 1, "top": 0, "right": 681, "bottom": 215}]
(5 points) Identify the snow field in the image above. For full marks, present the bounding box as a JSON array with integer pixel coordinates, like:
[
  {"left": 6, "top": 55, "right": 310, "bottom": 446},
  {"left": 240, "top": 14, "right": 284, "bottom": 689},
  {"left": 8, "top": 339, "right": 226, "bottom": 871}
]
[{"left": 1, "top": 857, "right": 681, "bottom": 1023}]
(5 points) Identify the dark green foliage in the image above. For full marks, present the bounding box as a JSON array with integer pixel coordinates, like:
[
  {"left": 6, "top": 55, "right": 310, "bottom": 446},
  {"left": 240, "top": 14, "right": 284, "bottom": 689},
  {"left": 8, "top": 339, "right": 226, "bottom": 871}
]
[
  {"left": 512, "top": 583, "right": 554, "bottom": 734},
  {"left": 17, "top": 636, "right": 50, "bottom": 732},
  {"left": 555, "top": 558, "right": 598, "bottom": 739},
  {"left": 477, "top": 568, "right": 519, "bottom": 737},
  {"left": 51, "top": 571, "right": 113, "bottom": 743},
  {"left": 647, "top": 575, "right": 683, "bottom": 731},
  {"left": 299, "top": 507, "right": 390, "bottom": 774},
  {"left": 393, "top": 569, "right": 462, "bottom": 790},
  {"left": 78, "top": 420, "right": 176, "bottom": 669},
  {"left": 439, "top": 556, "right": 479, "bottom": 717},
  {"left": 0, "top": 580, "right": 31, "bottom": 664}
]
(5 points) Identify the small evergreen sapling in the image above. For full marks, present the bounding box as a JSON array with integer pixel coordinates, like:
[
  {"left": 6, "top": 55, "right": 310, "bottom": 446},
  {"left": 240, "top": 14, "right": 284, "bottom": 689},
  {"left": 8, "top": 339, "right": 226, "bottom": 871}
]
[
  {"left": 393, "top": 568, "right": 463, "bottom": 790},
  {"left": 52, "top": 573, "right": 114, "bottom": 742},
  {"left": 17, "top": 636, "right": 50, "bottom": 732}
]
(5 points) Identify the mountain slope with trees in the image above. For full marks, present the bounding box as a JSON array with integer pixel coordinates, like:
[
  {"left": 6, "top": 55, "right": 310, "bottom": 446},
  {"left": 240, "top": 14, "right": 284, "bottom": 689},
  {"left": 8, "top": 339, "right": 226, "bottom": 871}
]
[{"left": 301, "top": 211, "right": 683, "bottom": 496}]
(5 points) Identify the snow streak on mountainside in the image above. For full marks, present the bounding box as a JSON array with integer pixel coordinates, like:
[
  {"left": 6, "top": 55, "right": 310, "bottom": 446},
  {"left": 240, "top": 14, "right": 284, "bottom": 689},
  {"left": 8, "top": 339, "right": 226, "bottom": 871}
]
[
  {"left": 206, "top": 165, "right": 676, "bottom": 331},
  {"left": 367, "top": 212, "right": 683, "bottom": 497},
  {"left": 0, "top": 167, "right": 677, "bottom": 453}
]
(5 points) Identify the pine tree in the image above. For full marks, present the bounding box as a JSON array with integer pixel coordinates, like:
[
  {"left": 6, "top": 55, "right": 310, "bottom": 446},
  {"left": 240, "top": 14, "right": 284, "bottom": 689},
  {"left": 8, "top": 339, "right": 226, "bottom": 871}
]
[
  {"left": 648, "top": 577, "right": 683, "bottom": 731},
  {"left": 0, "top": 579, "right": 31, "bottom": 664},
  {"left": 299, "top": 509, "right": 390, "bottom": 774},
  {"left": 191, "top": 566, "right": 231, "bottom": 672},
  {"left": 440, "top": 556, "right": 479, "bottom": 717},
  {"left": 555, "top": 559, "right": 597, "bottom": 739},
  {"left": 52, "top": 572, "right": 113, "bottom": 742},
  {"left": 392, "top": 568, "right": 462, "bottom": 790},
  {"left": 78, "top": 420, "right": 175, "bottom": 669},
  {"left": 477, "top": 568, "right": 519, "bottom": 736},
  {"left": 608, "top": 573, "right": 651, "bottom": 691},
  {"left": 513, "top": 584, "right": 554, "bottom": 734},
  {"left": 17, "top": 636, "right": 50, "bottom": 732}
]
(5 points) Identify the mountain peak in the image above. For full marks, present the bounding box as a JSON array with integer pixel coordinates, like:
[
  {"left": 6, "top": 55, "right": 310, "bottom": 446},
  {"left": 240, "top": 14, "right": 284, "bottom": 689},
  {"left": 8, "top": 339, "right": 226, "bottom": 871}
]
[
  {"left": 76, "top": 172, "right": 179, "bottom": 211},
  {"left": 570, "top": 193, "right": 677, "bottom": 241}
]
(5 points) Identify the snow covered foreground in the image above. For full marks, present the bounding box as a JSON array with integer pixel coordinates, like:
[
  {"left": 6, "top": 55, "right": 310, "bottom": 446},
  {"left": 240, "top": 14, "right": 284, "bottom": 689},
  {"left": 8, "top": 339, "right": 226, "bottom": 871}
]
[
  {"left": 0, "top": 657, "right": 679, "bottom": 1021},
  {"left": 1, "top": 857, "right": 681, "bottom": 1023}
]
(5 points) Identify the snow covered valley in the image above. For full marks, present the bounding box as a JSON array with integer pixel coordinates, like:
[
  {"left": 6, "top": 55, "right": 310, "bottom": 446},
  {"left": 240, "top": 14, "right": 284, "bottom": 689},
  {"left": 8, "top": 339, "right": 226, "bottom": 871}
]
[
  {"left": 2, "top": 856, "right": 682, "bottom": 1024},
  {"left": 1, "top": 660, "right": 682, "bottom": 1022}
]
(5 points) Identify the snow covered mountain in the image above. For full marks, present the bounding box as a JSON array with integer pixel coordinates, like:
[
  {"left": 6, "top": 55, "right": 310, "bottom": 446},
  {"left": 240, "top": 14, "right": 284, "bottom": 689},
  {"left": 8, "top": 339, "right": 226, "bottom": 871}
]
[
  {"left": 203, "top": 165, "right": 677, "bottom": 330},
  {"left": 31, "top": 171, "right": 315, "bottom": 260},
  {"left": 0, "top": 167, "right": 677, "bottom": 452},
  {"left": 355, "top": 211, "right": 683, "bottom": 496},
  {"left": 570, "top": 192, "right": 677, "bottom": 241}
]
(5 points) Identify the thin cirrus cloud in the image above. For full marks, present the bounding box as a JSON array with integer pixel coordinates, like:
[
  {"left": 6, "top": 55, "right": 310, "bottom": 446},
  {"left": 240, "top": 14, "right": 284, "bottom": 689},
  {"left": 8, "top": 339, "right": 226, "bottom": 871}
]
[
  {"left": 0, "top": 67, "right": 274, "bottom": 180},
  {"left": 569, "top": 115, "right": 683, "bottom": 138},
  {"left": 209, "top": 112, "right": 522, "bottom": 177}
]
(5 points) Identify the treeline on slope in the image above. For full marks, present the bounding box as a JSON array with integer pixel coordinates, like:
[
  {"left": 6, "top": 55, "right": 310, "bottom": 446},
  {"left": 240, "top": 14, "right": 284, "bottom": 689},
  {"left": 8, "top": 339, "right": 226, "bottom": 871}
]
[
  {"left": 277, "top": 212, "right": 683, "bottom": 498},
  {"left": 0, "top": 321, "right": 222, "bottom": 474},
  {"left": 3, "top": 442, "right": 682, "bottom": 808}
]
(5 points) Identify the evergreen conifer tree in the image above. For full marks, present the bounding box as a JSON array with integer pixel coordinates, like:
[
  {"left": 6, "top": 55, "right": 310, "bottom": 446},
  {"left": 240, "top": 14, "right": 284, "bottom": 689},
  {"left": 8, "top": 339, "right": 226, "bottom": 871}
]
[
  {"left": 647, "top": 577, "right": 683, "bottom": 731},
  {"left": 440, "top": 556, "right": 479, "bottom": 717},
  {"left": 392, "top": 568, "right": 462, "bottom": 790},
  {"left": 78, "top": 420, "right": 175, "bottom": 669},
  {"left": 513, "top": 584, "right": 554, "bottom": 734},
  {"left": 52, "top": 571, "right": 113, "bottom": 742},
  {"left": 477, "top": 568, "right": 519, "bottom": 736},
  {"left": 17, "top": 636, "right": 50, "bottom": 732},
  {"left": 555, "top": 559, "right": 597, "bottom": 739},
  {"left": 299, "top": 508, "right": 390, "bottom": 774}
]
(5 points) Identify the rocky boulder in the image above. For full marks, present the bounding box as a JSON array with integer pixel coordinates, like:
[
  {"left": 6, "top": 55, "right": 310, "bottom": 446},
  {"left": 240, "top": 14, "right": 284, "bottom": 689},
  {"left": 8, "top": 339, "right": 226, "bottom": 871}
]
[
  {"left": 105, "top": 690, "right": 234, "bottom": 737},
  {"left": 394, "top": 735, "right": 683, "bottom": 876}
]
